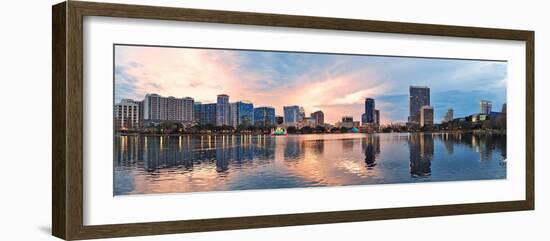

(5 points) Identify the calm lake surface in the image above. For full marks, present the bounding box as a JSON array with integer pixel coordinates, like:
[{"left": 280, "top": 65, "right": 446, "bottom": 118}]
[{"left": 114, "top": 132, "right": 506, "bottom": 195}]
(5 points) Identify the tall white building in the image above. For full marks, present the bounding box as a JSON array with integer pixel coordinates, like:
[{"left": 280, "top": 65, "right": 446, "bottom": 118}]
[
  {"left": 142, "top": 93, "right": 194, "bottom": 122},
  {"left": 143, "top": 93, "right": 162, "bottom": 120},
  {"left": 420, "top": 106, "right": 434, "bottom": 127},
  {"left": 115, "top": 99, "right": 140, "bottom": 129},
  {"left": 480, "top": 100, "right": 492, "bottom": 115}
]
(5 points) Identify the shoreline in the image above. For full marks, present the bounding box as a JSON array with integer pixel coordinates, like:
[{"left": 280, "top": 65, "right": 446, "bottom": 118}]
[{"left": 115, "top": 129, "right": 506, "bottom": 137}]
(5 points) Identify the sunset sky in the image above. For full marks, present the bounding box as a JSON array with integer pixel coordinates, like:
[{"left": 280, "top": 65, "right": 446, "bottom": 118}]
[{"left": 114, "top": 45, "right": 507, "bottom": 124}]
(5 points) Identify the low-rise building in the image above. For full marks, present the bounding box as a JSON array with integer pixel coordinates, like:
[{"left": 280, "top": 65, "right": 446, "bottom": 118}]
[{"left": 115, "top": 99, "right": 140, "bottom": 130}]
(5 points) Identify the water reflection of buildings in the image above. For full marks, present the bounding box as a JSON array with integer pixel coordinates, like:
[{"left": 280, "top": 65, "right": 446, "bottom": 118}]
[
  {"left": 443, "top": 135, "right": 454, "bottom": 155},
  {"left": 284, "top": 138, "right": 305, "bottom": 162},
  {"left": 309, "top": 140, "right": 325, "bottom": 156},
  {"left": 114, "top": 132, "right": 508, "bottom": 194},
  {"left": 362, "top": 135, "right": 380, "bottom": 169},
  {"left": 342, "top": 139, "right": 355, "bottom": 152},
  {"left": 435, "top": 132, "right": 507, "bottom": 162},
  {"left": 213, "top": 135, "right": 277, "bottom": 173},
  {"left": 114, "top": 135, "right": 277, "bottom": 174},
  {"left": 409, "top": 134, "right": 433, "bottom": 177},
  {"left": 139, "top": 136, "right": 198, "bottom": 172},
  {"left": 407, "top": 132, "right": 508, "bottom": 178}
]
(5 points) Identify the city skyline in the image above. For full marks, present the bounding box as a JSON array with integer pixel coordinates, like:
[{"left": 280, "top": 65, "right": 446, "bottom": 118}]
[
  {"left": 119, "top": 89, "right": 501, "bottom": 130},
  {"left": 115, "top": 45, "right": 507, "bottom": 124}
]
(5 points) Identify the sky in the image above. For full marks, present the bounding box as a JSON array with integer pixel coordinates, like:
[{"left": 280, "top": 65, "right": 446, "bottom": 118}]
[{"left": 114, "top": 45, "right": 507, "bottom": 125}]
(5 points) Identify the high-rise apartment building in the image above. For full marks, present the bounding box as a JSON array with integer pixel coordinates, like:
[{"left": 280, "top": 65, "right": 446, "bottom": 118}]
[{"left": 142, "top": 94, "right": 194, "bottom": 122}]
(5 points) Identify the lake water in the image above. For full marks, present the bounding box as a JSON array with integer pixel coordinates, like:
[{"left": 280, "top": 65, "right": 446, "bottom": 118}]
[{"left": 114, "top": 132, "right": 506, "bottom": 195}]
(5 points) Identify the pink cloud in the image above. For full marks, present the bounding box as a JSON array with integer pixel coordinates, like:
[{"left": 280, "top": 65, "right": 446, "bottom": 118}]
[{"left": 115, "top": 46, "right": 393, "bottom": 124}]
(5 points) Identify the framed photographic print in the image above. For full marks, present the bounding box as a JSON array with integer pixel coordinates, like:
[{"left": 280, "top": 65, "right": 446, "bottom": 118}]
[{"left": 52, "top": 1, "right": 534, "bottom": 240}]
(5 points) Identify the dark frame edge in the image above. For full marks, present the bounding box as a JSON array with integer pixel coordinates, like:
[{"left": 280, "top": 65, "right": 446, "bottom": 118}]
[
  {"left": 68, "top": 0, "right": 536, "bottom": 40},
  {"left": 73, "top": 200, "right": 532, "bottom": 240},
  {"left": 66, "top": 0, "right": 86, "bottom": 240},
  {"left": 52, "top": 1, "right": 68, "bottom": 240},
  {"left": 525, "top": 31, "right": 535, "bottom": 210}
]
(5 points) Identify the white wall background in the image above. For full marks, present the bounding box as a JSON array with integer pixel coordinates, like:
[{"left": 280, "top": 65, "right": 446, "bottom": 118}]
[{"left": 0, "top": 0, "right": 547, "bottom": 240}]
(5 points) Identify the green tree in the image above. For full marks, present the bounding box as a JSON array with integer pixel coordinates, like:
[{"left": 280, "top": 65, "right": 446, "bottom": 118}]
[
  {"left": 287, "top": 126, "right": 297, "bottom": 134},
  {"left": 301, "top": 126, "right": 313, "bottom": 134},
  {"left": 314, "top": 125, "right": 326, "bottom": 133}
]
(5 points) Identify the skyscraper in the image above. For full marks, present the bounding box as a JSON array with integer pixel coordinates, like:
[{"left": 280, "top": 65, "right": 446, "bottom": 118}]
[
  {"left": 254, "top": 107, "right": 276, "bottom": 127},
  {"left": 443, "top": 108, "right": 454, "bottom": 123},
  {"left": 480, "top": 100, "right": 492, "bottom": 115},
  {"left": 216, "top": 94, "right": 230, "bottom": 126},
  {"left": 374, "top": 109, "right": 380, "bottom": 125},
  {"left": 409, "top": 86, "right": 430, "bottom": 124},
  {"left": 311, "top": 111, "right": 325, "bottom": 126},
  {"left": 420, "top": 106, "right": 434, "bottom": 127},
  {"left": 283, "top": 105, "right": 300, "bottom": 125},
  {"left": 364, "top": 98, "right": 375, "bottom": 123}
]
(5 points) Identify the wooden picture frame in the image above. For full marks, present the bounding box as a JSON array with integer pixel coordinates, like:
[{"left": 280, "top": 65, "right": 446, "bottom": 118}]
[{"left": 52, "top": 1, "right": 534, "bottom": 240}]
